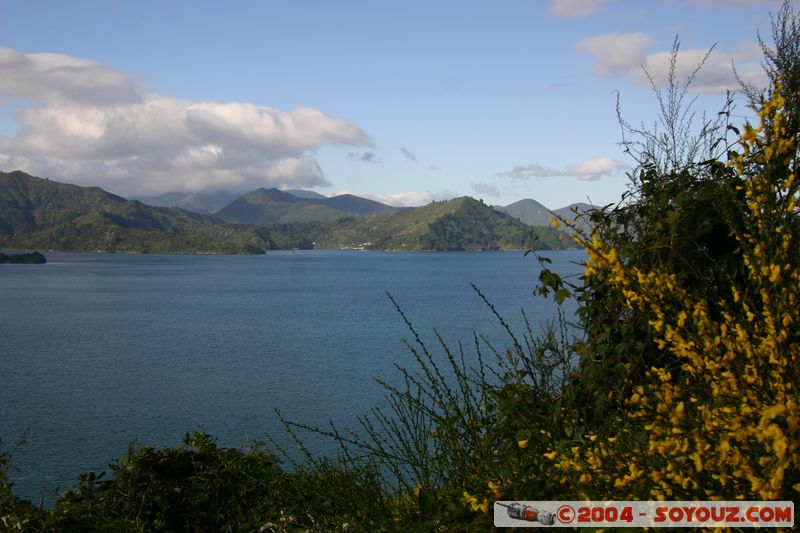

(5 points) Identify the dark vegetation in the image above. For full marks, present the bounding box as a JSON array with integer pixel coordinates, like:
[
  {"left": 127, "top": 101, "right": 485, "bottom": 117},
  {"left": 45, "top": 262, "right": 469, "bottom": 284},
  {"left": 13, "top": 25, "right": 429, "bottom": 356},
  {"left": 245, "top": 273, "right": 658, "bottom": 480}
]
[
  {"left": 2, "top": 3, "right": 799, "bottom": 530},
  {"left": 0, "top": 251, "right": 46, "bottom": 264}
]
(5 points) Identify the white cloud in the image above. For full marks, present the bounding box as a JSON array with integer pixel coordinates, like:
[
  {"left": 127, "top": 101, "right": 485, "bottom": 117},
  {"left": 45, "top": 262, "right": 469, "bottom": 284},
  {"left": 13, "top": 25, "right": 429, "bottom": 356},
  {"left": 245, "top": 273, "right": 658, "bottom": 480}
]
[
  {"left": 0, "top": 47, "right": 142, "bottom": 105},
  {"left": 471, "top": 181, "right": 502, "bottom": 197},
  {"left": 549, "top": 0, "right": 605, "bottom": 18},
  {"left": 497, "top": 156, "right": 628, "bottom": 181},
  {"left": 0, "top": 47, "right": 369, "bottom": 196},
  {"left": 566, "top": 157, "right": 629, "bottom": 180},
  {"left": 576, "top": 33, "right": 653, "bottom": 78},
  {"left": 576, "top": 34, "right": 767, "bottom": 93},
  {"left": 642, "top": 45, "right": 765, "bottom": 93}
]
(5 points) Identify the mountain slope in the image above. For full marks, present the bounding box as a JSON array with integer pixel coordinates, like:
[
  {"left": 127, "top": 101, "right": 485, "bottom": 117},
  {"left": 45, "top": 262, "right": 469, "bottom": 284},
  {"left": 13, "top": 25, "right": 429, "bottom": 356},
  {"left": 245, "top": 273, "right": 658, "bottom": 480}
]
[
  {"left": 495, "top": 199, "right": 596, "bottom": 234},
  {"left": 0, "top": 171, "right": 279, "bottom": 254},
  {"left": 322, "top": 194, "right": 403, "bottom": 215},
  {"left": 0, "top": 170, "right": 126, "bottom": 237},
  {"left": 215, "top": 188, "right": 402, "bottom": 225},
  {"left": 493, "top": 198, "right": 551, "bottom": 227},
  {"left": 312, "top": 197, "right": 573, "bottom": 251},
  {"left": 283, "top": 189, "right": 327, "bottom": 200},
  {"left": 135, "top": 191, "right": 238, "bottom": 214},
  {"left": 552, "top": 202, "right": 593, "bottom": 218},
  {"left": 215, "top": 188, "right": 352, "bottom": 224}
]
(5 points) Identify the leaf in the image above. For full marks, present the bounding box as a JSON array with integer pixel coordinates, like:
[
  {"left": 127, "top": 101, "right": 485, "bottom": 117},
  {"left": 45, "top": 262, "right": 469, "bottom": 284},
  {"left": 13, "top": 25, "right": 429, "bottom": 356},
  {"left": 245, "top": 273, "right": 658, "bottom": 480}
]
[{"left": 555, "top": 288, "right": 571, "bottom": 305}]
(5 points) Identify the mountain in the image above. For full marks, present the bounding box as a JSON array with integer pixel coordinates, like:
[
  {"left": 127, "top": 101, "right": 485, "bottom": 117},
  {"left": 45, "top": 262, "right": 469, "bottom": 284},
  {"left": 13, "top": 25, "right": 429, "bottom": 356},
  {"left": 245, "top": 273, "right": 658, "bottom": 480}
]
[
  {"left": 322, "top": 194, "right": 403, "bottom": 216},
  {"left": 214, "top": 188, "right": 402, "bottom": 225},
  {"left": 1, "top": 171, "right": 579, "bottom": 253},
  {"left": 283, "top": 189, "right": 327, "bottom": 200},
  {"left": 493, "top": 198, "right": 551, "bottom": 227},
  {"left": 135, "top": 191, "right": 238, "bottom": 214},
  {"left": 215, "top": 188, "right": 350, "bottom": 224},
  {"left": 552, "top": 202, "right": 595, "bottom": 233},
  {"left": 552, "top": 202, "right": 593, "bottom": 218},
  {"left": 310, "top": 197, "right": 573, "bottom": 251},
  {"left": 495, "top": 199, "right": 596, "bottom": 233},
  {"left": 0, "top": 171, "right": 281, "bottom": 254}
]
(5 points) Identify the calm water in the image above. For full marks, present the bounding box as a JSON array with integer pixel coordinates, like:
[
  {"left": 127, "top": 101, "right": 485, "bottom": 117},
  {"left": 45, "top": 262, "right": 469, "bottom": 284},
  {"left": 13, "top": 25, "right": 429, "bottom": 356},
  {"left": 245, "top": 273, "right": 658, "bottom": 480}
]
[{"left": 1, "top": 250, "right": 584, "bottom": 504}]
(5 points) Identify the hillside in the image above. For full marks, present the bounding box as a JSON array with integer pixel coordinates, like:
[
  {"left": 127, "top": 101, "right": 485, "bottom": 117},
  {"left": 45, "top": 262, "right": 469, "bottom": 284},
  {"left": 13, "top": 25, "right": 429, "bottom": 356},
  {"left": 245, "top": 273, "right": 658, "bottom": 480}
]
[
  {"left": 0, "top": 170, "right": 127, "bottom": 236},
  {"left": 552, "top": 201, "right": 595, "bottom": 233},
  {"left": 311, "top": 196, "right": 573, "bottom": 251},
  {"left": 495, "top": 198, "right": 595, "bottom": 232},
  {"left": 0, "top": 171, "right": 279, "bottom": 254},
  {"left": 283, "top": 189, "right": 327, "bottom": 200},
  {"left": 0, "top": 172, "right": 577, "bottom": 253},
  {"left": 135, "top": 191, "right": 238, "bottom": 214},
  {"left": 493, "top": 198, "right": 551, "bottom": 226},
  {"left": 215, "top": 188, "right": 351, "bottom": 224},
  {"left": 214, "top": 188, "right": 401, "bottom": 225}
]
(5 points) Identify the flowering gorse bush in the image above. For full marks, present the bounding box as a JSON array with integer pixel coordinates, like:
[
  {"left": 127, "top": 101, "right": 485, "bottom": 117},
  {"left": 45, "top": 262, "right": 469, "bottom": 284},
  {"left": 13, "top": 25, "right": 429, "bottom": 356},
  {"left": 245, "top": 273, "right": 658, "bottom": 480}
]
[{"left": 546, "top": 88, "right": 799, "bottom": 502}]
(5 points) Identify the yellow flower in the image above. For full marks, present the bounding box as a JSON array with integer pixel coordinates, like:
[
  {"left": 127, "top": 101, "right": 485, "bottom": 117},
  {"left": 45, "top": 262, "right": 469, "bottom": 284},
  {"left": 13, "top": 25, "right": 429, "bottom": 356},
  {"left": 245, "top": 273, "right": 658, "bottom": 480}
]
[{"left": 518, "top": 439, "right": 529, "bottom": 449}]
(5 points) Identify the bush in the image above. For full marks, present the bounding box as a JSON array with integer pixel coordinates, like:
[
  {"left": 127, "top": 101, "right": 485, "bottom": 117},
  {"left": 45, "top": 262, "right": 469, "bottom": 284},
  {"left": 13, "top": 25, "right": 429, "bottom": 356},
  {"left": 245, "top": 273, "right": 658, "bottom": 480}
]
[{"left": 44, "top": 431, "right": 391, "bottom": 532}]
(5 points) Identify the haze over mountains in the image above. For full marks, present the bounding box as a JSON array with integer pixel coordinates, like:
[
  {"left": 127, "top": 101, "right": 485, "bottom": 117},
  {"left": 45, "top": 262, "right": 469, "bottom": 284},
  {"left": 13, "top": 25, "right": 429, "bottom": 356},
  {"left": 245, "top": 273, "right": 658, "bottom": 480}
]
[{"left": 1, "top": 170, "right": 590, "bottom": 254}]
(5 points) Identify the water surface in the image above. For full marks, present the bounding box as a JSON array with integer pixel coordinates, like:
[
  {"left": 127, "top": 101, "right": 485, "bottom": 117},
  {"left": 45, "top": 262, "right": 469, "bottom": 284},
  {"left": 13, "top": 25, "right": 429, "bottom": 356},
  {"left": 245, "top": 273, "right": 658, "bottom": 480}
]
[{"left": 1, "top": 250, "right": 584, "bottom": 503}]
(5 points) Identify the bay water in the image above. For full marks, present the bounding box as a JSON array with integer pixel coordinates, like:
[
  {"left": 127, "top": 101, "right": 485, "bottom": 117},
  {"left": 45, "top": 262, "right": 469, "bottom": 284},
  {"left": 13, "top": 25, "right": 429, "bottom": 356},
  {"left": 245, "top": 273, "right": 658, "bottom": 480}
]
[{"left": 1, "top": 250, "right": 584, "bottom": 504}]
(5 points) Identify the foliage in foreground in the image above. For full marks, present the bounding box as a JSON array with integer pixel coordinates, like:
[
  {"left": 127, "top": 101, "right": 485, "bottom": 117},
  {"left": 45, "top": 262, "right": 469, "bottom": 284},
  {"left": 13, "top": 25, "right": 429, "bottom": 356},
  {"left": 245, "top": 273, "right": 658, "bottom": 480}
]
[
  {"left": 2, "top": 432, "right": 390, "bottom": 532},
  {"left": 547, "top": 87, "right": 799, "bottom": 502}
]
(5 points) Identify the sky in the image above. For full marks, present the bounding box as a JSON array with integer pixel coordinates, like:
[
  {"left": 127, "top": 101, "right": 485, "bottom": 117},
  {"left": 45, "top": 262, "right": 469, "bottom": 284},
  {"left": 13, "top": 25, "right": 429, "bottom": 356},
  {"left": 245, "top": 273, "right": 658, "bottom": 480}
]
[{"left": 0, "top": 0, "right": 784, "bottom": 209}]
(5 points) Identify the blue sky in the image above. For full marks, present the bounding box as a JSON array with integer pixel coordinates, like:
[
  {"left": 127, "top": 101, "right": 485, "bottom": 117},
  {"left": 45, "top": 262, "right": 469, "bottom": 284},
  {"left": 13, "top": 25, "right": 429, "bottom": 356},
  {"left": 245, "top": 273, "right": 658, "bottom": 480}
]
[{"left": 0, "top": 0, "right": 780, "bottom": 208}]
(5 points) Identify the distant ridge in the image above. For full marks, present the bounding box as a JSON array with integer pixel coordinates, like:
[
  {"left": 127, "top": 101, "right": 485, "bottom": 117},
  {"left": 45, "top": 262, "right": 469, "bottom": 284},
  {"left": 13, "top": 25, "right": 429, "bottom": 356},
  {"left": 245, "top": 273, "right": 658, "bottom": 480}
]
[
  {"left": 494, "top": 199, "right": 551, "bottom": 227},
  {"left": 495, "top": 199, "right": 595, "bottom": 232},
  {"left": 214, "top": 188, "right": 402, "bottom": 225},
  {"left": 135, "top": 191, "right": 239, "bottom": 214},
  {"left": 283, "top": 189, "right": 327, "bottom": 200}
]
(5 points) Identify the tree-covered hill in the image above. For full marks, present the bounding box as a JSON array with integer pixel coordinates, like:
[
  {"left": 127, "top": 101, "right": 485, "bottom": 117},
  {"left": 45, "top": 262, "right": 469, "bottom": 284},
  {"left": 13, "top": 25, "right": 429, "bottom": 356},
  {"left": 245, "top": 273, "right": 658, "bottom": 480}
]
[
  {"left": 1, "top": 172, "right": 576, "bottom": 253},
  {"left": 311, "top": 196, "right": 573, "bottom": 251},
  {"left": 0, "top": 171, "right": 279, "bottom": 254}
]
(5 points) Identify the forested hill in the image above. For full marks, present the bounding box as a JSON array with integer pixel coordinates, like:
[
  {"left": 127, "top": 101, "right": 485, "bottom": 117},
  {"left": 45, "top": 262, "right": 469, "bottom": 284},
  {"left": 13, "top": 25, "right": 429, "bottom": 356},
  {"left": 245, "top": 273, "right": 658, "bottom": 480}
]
[
  {"left": 0, "top": 171, "right": 278, "bottom": 254},
  {"left": 0, "top": 171, "right": 576, "bottom": 253},
  {"left": 308, "top": 196, "right": 573, "bottom": 251}
]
